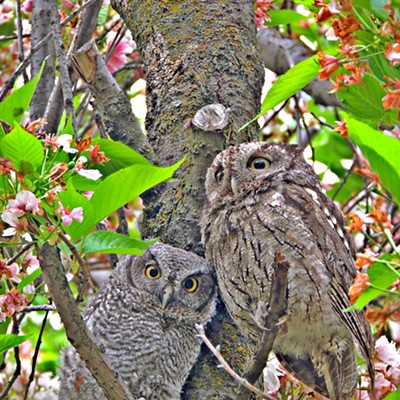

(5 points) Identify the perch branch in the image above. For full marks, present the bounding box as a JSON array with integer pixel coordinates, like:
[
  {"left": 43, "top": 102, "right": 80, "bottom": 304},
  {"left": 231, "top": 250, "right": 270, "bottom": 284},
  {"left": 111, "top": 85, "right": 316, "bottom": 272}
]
[
  {"left": 195, "top": 324, "right": 274, "bottom": 400},
  {"left": 37, "top": 243, "right": 135, "bottom": 400},
  {"left": 72, "top": 41, "right": 158, "bottom": 163},
  {"left": 236, "top": 254, "right": 289, "bottom": 400}
]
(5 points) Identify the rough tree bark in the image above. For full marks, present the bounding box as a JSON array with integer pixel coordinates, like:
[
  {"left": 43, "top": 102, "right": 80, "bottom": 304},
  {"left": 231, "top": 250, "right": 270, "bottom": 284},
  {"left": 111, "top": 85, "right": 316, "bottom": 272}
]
[{"left": 110, "top": 1, "right": 264, "bottom": 398}]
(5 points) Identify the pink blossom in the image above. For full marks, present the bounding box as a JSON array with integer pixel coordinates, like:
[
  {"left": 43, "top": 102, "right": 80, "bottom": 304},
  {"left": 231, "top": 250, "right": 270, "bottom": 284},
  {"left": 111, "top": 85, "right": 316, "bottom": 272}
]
[
  {"left": 1, "top": 211, "right": 28, "bottom": 237},
  {"left": 0, "top": 1, "right": 14, "bottom": 24},
  {"left": 56, "top": 134, "right": 78, "bottom": 154},
  {"left": 21, "top": 0, "right": 33, "bottom": 13},
  {"left": 82, "top": 191, "right": 94, "bottom": 200},
  {"left": 385, "top": 41, "right": 400, "bottom": 67},
  {"left": 372, "top": 372, "right": 395, "bottom": 398},
  {"left": 0, "top": 260, "right": 19, "bottom": 282},
  {"left": 0, "top": 289, "right": 28, "bottom": 318},
  {"left": 7, "top": 190, "right": 41, "bottom": 216},
  {"left": 375, "top": 336, "right": 400, "bottom": 367},
  {"left": 106, "top": 33, "right": 134, "bottom": 73},
  {"left": 77, "top": 169, "right": 102, "bottom": 181},
  {"left": 61, "top": 206, "right": 83, "bottom": 226},
  {"left": 60, "top": 0, "right": 77, "bottom": 10},
  {"left": 22, "top": 252, "right": 40, "bottom": 269}
]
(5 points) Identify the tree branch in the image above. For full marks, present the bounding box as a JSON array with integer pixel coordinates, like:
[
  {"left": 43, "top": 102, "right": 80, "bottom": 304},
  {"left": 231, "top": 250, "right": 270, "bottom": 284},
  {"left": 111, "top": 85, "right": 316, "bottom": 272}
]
[
  {"left": 237, "top": 255, "right": 289, "bottom": 400},
  {"left": 257, "top": 29, "right": 342, "bottom": 108},
  {"left": 72, "top": 40, "right": 158, "bottom": 163},
  {"left": 37, "top": 243, "right": 135, "bottom": 400}
]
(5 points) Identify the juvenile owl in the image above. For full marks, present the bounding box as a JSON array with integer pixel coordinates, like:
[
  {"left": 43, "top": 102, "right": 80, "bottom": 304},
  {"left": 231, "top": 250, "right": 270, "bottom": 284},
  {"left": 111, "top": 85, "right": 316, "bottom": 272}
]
[
  {"left": 201, "top": 142, "right": 374, "bottom": 400},
  {"left": 58, "top": 242, "right": 217, "bottom": 400}
]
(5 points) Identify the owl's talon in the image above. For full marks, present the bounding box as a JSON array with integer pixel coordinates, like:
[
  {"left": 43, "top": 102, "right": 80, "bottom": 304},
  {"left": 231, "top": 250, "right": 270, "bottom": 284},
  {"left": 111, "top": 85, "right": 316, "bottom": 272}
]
[
  {"left": 276, "top": 315, "right": 288, "bottom": 326},
  {"left": 254, "top": 300, "right": 270, "bottom": 330}
]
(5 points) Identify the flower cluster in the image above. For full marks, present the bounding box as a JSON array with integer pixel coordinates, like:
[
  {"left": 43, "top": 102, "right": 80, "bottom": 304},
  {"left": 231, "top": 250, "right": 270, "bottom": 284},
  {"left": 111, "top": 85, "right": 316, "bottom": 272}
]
[{"left": 315, "top": 0, "right": 400, "bottom": 117}]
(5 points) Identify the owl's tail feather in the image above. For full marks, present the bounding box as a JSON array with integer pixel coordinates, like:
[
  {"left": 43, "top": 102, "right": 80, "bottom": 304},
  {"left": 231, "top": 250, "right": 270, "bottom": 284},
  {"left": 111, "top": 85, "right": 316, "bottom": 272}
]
[
  {"left": 275, "top": 352, "right": 329, "bottom": 397},
  {"left": 276, "top": 343, "right": 358, "bottom": 400},
  {"left": 320, "top": 348, "right": 357, "bottom": 400}
]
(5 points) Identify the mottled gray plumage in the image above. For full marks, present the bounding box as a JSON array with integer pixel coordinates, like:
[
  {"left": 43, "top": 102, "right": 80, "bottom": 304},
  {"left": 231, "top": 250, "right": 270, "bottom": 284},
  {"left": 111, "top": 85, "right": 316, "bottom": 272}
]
[
  {"left": 201, "top": 142, "right": 374, "bottom": 400},
  {"left": 59, "top": 242, "right": 217, "bottom": 400}
]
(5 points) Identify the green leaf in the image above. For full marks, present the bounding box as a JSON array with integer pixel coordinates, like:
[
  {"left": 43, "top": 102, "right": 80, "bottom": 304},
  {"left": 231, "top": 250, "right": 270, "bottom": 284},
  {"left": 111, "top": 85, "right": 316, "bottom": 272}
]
[
  {"left": 59, "top": 181, "right": 95, "bottom": 241},
  {"left": 241, "top": 56, "right": 320, "bottom": 130},
  {"left": 369, "top": 53, "right": 399, "bottom": 82},
  {"left": 0, "top": 334, "right": 31, "bottom": 354},
  {"left": 385, "top": 386, "right": 400, "bottom": 400},
  {"left": 97, "top": 3, "right": 109, "bottom": 25},
  {"left": 265, "top": 10, "right": 307, "bottom": 26},
  {"left": 0, "top": 66, "right": 43, "bottom": 126},
  {"left": 0, "top": 125, "right": 44, "bottom": 173},
  {"left": 82, "top": 231, "right": 157, "bottom": 255},
  {"left": 337, "top": 74, "right": 385, "bottom": 123},
  {"left": 90, "top": 158, "right": 185, "bottom": 225},
  {"left": 70, "top": 174, "right": 101, "bottom": 192},
  {"left": 63, "top": 157, "right": 185, "bottom": 240},
  {"left": 345, "top": 115, "right": 400, "bottom": 206},
  {"left": 347, "top": 254, "right": 399, "bottom": 311},
  {"left": 17, "top": 268, "right": 42, "bottom": 291},
  {"left": 93, "top": 138, "right": 152, "bottom": 176}
]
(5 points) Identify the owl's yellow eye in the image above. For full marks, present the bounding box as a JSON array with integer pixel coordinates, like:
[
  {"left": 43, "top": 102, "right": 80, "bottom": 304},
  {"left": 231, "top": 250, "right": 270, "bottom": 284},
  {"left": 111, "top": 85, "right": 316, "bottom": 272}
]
[
  {"left": 183, "top": 277, "right": 198, "bottom": 293},
  {"left": 248, "top": 157, "right": 269, "bottom": 170},
  {"left": 145, "top": 265, "right": 161, "bottom": 279},
  {"left": 215, "top": 169, "right": 224, "bottom": 183}
]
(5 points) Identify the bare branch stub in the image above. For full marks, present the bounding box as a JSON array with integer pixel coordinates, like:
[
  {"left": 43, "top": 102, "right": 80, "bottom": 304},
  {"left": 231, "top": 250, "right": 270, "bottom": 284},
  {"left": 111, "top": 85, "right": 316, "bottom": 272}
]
[{"left": 236, "top": 253, "right": 289, "bottom": 400}]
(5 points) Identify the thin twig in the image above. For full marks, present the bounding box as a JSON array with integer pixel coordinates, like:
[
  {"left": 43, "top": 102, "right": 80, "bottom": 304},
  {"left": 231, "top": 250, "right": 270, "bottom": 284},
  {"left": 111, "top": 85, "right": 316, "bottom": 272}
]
[
  {"left": 195, "top": 324, "right": 274, "bottom": 400},
  {"left": 15, "top": 0, "right": 29, "bottom": 83},
  {"left": 332, "top": 158, "right": 357, "bottom": 201},
  {"left": 57, "top": 231, "right": 93, "bottom": 302},
  {"left": 23, "top": 309, "right": 50, "bottom": 400},
  {"left": 5, "top": 243, "right": 34, "bottom": 265},
  {"left": 48, "top": 0, "right": 77, "bottom": 135},
  {"left": 0, "top": 317, "right": 22, "bottom": 400},
  {"left": 260, "top": 99, "right": 289, "bottom": 130},
  {"left": 22, "top": 304, "right": 57, "bottom": 312},
  {"left": 0, "top": 34, "right": 30, "bottom": 42},
  {"left": 0, "top": 0, "right": 98, "bottom": 102}
]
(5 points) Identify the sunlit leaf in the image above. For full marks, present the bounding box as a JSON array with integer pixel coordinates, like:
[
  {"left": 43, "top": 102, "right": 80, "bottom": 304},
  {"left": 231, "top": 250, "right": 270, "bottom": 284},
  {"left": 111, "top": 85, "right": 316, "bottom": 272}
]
[
  {"left": 0, "top": 65, "right": 44, "bottom": 126},
  {"left": 59, "top": 181, "right": 95, "bottom": 241},
  {"left": 346, "top": 255, "right": 399, "bottom": 311},
  {"left": 241, "top": 56, "right": 320, "bottom": 130},
  {"left": 265, "top": 10, "right": 307, "bottom": 26},
  {"left": 17, "top": 268, "right": 42, "bottom": 291},
  {"left": 0, "top": 334, "right": 31, "bottom": 354},
  {"left": 90, "top": 158, "right": 185, "bottom": 225},
  {"left": 345, "top": 115, "right": 400, "bottom": 206},
  {"left": 62, "top": 157, "right": 185, "bottom": 240},
  {"left": 0, "top": 125, "right": 44, "bottom": 172},
  {"left": 83, "top": 231, "right": 157, "bottom": 255},
  {"left": 337, "top": 74, "right": 385, "bottom": 123}
]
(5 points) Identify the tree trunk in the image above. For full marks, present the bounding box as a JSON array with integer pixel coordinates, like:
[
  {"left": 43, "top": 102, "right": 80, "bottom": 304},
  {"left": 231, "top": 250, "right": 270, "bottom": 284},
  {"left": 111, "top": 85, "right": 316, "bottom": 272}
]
[{"left": 111, "top": 1, "right": 264, "bottom": 398}]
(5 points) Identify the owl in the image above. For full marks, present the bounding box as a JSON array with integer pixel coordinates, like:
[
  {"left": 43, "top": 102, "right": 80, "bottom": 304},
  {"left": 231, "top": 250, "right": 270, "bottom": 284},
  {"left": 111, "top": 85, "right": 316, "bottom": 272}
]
[
  {"left": 201, "top": 142, "right": 374, "bottom": 400},
  {"left": 58, "top": 242, "right": 217, "bottom": 400}
]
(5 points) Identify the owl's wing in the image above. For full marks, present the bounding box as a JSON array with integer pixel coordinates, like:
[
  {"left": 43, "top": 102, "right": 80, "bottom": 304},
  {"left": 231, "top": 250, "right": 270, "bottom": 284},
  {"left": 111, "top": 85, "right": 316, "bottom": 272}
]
[
  {"left": 281, "top": 183, "right": 374, "bottom": 378},
  {"left": 253, "top": 182, "right": 374, "bottom": 393}
]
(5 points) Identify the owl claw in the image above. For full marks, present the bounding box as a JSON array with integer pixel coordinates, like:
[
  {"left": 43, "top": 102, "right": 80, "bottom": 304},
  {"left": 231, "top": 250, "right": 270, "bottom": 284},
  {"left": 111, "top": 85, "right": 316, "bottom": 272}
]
[
  {"left": 276, "top": 315, "right": 288, "bottom": 326},
  {"left": 254, "top": 300, "right": 270, "bottom": 331}
]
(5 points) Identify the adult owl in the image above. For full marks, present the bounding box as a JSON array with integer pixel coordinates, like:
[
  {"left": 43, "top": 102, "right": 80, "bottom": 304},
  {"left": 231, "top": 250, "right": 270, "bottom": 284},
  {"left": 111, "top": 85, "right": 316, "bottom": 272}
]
[
  {"left": 58, "top": 242, "right": 217, "bottom": 400},
  {"left": 201, "top": 142, "right": 374, "bottom": 400}
]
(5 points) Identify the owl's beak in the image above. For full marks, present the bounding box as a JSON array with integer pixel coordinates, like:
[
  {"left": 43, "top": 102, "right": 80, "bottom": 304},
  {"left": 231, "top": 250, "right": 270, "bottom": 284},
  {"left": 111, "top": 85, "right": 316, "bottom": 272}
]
[
  {"left": 231, "top": 176, "right": 239, "bottom": 194},
  {"left": 160, "top": 283, "right": 174, "bottom": 310}
]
